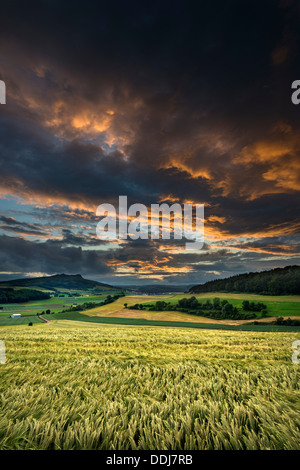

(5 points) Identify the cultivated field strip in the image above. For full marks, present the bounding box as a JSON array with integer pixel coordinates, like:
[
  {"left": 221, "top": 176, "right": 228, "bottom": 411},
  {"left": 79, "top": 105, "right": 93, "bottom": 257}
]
[{"left": 0, "top": 324, "right": 299, "bottom": 450}]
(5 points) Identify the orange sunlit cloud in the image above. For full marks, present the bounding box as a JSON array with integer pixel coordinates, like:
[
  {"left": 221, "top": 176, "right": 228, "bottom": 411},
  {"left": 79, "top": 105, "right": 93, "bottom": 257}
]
[{"left": 1, "top": 6, "right": 300, "bottom": 287}]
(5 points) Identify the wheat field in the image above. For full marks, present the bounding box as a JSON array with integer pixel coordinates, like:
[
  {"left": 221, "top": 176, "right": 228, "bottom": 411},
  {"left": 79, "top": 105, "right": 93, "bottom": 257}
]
[{"left": 0, "top": 321, "right": 299, "bottom": 450}]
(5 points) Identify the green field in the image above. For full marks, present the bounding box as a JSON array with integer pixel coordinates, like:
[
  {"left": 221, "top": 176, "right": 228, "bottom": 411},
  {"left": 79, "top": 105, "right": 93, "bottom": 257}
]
[
  {"left": 141, "top": 293, "right": 300, "bottom": 317},
  {"left": 1, "top": 291, "right": 299, "bottom": 331},
  {"left": 0, "top": 321, "right": 299, "bottom": 450},
  {"left": 0, "top": 293, "right": 109, "bottom": 315},
  {"left": 0, "top": 315, "right": 44, "bottom": 326},
  {"left": 84, "top": 292, "right": 300, "bottom": 318}
]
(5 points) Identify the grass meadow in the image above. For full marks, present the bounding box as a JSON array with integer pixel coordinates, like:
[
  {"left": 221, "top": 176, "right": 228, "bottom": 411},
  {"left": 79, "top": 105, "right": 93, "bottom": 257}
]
[
  {"left": 0, "top": 293, "right": 109, "bottom": 316},
  {"left": 1, "top": 291, "right": 300, "bottom": 331},
  {"left": 0, "top": 321, "right": 299, "bottom": 450},
  {"left": 141, "top": 293, "right": 300, "bottom": 317},
  {"left": 2, "top": 292, "right": 300, "bottom": 319},
  {"left": 84, "top": 292, "right": 300, "bottom": 318}
]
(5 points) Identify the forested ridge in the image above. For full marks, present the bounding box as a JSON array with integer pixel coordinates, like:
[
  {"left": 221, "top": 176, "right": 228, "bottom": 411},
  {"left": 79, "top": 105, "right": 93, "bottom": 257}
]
[
  {"left": 0, "top": 288, "right": 50, "bottom": 303},
  {"left": 189, "top": 266, "right": 300, "bottom": 295}
]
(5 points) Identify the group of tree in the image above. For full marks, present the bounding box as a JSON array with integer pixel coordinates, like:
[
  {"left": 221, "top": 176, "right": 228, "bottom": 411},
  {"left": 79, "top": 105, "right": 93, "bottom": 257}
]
[
  {"left": 0, "top": 288, "right": 50, "bottom": 304},
  {"left": 127, "top": 296, "right": 267, "bottom": 320},
  {"left": 274, "top": 317, "right": 300, "bottom": 326},
  {"left": 189, "top": 265, "right": 300, "bottom": 295},
  {"left": 252, "top": 317, "right": 300, "bottom": 327},
  {"left": 242, "top": 300, "right": 267, "bottom": 312},
  {"left": 37, "top": 309, "right": 52, "bottom": 316},
  {"left": 62, "top": 293, "right": 125, "bottom": 312}
]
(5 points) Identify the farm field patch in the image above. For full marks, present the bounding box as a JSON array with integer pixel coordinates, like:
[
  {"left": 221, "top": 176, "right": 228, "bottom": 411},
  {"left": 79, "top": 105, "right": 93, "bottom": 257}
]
[{"left": 0, "top": 323, "right": 299, "bottom": 450}]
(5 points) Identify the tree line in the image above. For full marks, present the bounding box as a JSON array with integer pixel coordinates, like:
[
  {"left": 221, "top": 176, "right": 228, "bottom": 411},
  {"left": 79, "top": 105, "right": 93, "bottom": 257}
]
[
  {"left": 0, "top": 288, "right": 50, "bottom": 303},
  {"left": 127, "top": 296, "right": 268, "bottom": 320},
  {"left": 189, "top": 265, "right": 300, "bottom": 295},
  {"left": 61, "top": 293, "right": 125, "bottom": 312}
]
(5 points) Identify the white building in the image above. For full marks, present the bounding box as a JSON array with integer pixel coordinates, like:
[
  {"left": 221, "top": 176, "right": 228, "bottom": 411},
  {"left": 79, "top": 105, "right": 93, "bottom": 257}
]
[{"left": 10, "top": 314, "right": 21, "bottom": 318}]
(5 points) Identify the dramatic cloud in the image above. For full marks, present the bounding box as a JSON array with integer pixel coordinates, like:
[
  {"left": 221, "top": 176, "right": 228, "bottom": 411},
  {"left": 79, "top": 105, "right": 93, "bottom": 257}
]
[{"left": 0, "top": 0, "right": 299, "bottom": 284}]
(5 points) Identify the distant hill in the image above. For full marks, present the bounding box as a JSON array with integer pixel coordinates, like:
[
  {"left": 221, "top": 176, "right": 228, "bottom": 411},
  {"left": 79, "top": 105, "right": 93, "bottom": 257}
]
[
  {"left": 0, "top": 274, "right": 119, "bottom": 292},
  {"left": 0, "top": 287, "right": 50, "bottom": 303},
  {"left": 189, "top": 265, "right": 300, "bottom": 295},
  {"left": 123, "top": 285, "right": 192, "bottom": 294}
]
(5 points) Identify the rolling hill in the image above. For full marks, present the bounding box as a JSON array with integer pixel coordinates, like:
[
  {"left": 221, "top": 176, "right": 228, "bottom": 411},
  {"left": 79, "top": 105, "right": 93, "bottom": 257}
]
[
  {"left": 123, "top": 284, "right": 192, "bottom": 294},
  {"left": 0, "top": 274, "right": 119, "bottom": 292},
  {"left": 189, "top": 265, "right": 300, "bottom": 295}
]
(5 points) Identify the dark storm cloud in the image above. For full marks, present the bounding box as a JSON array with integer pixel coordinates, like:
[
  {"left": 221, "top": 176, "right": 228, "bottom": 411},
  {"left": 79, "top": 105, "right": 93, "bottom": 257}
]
[
  {"left": 0, "top": 215, "right": 47, "bottom": 236},
  {"left": 1, "top": 111, "right": 299, "bottom": 239},
  {"left": 0, "top": 0, "right": 300, "bottom": 283},
  {"left": 0, "top": 233, "right": 245, "bottom": 281},
  {"left": 226, "top": 235, "right": 300, "bottom": 255},
  {"left": 0, "top": 231, "right": 299, "bottom": 285},
  {"left": 0, "top": 111, "right": 214, "bottom": 206},
  {"left": 206, "top": 193, "right": 300, "bottom": 237},
  {"left": 1, "top": 0, "right": 300, "bottom": 207},
  {"left": 0, "top": 235, "right": 114, "bottom": 276},
  {"left": 49, "top": 229, "right": 108, "bottom": 247},
  {"left": 31, "top": 206, "right": 97, "bottom": 223}
]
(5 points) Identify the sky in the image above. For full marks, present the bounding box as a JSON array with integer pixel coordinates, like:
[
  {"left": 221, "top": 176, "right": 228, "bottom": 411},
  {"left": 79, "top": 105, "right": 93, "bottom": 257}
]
[{"left": 0, "top": 0, "right": 300, "bottom": 286}]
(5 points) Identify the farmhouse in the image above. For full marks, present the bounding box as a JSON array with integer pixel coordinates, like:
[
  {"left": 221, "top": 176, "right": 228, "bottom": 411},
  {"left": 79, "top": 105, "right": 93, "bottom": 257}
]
[{"left": 10, "top": 314, "right": 21, "bottom": 318}]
